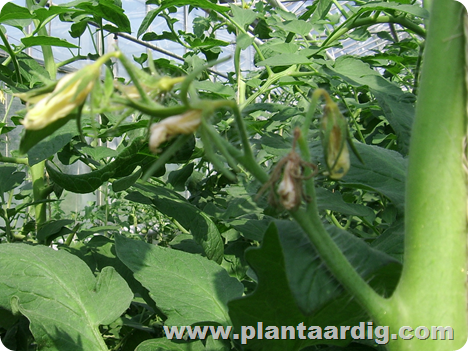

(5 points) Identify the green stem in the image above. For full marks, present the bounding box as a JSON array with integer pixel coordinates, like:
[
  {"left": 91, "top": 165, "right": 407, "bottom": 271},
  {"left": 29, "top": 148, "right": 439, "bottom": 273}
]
[
  {"left": 220, "top": 12, "right": 273, "bottom": 76},
  {"left": 234, "top": 45, "right": 246, "bottom": 105},
  {"left": 331, "top": 0, "right": 349, "bottom": 19},
  {"left": 30, "top": 161, "right": 48, "bottom": 230},
  {"left": 379, "top": 0, "right": 467, "bottom": 349},
  {"left": 241, "top": 65, "right": 298, "bottom": 109},
  {"left": 0, "top": 29, "right": 22, "bottom": 83},
  {"left": 142, "top": 134, "right": 192, "bottom": 182},
  {"left": 118, "top": 53, "right": 152, "bottom": 104},
  {"left": 291, "top": 209, "right": 387, "bottom": 318},
  {"left": 0, "top": 156, "right": 28, "bottom": 165}
]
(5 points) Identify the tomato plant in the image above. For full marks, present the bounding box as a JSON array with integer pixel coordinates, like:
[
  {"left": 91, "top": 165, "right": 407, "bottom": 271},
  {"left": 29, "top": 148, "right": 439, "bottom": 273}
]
[{"left": 0, "top": 0, "right": 465, "bottom": 350}]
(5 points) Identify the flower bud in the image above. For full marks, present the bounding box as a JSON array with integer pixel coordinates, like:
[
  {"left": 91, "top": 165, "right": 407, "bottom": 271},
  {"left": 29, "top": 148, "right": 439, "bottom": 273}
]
[
  {"left": 149, "top": 109, "right": 202, "bottom": 153},
  {"left": 321, "top": 93, "right": 350, "bottom": 180},
  {"left": 277, "top": 158, "right": 302, "bottom": 210}
]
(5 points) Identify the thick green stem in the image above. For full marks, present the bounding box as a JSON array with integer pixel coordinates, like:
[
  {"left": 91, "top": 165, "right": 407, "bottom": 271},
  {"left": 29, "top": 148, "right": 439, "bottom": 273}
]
[
  {"left": 0, "top": 156, "right": 28, "bottom": 165},
  {"left": 30, "top": 161, "right": 48, "bottom": 230},
  {"left": 378, "top": 1, "right": 467, "bottom": 349}
]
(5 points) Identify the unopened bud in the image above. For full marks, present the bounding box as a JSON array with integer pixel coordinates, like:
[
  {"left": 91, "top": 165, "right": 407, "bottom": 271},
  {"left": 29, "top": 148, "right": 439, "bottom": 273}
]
[
  {"left": 277, "top": 158, "right": 302, "bottom": 210},
  {"left": 320, "top": 92, "right": 350, "bottom": 180},
  {"left": 149, "top": 109, "right": 202, "bottom": 153}
]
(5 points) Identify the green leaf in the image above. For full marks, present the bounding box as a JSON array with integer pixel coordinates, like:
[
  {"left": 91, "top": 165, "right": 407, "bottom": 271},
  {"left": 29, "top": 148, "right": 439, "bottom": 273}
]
[
  {"left": 112, "top": 166, "right": 142, "bottom": 192},
  {"left": 256, "top": 53, "right": 310, "bottom": 67},
  {"left": 310, "top": 0, "right": 333, "bottom": 22},
  {"left": 192, "top": 80, "right": 235, "bottom": 98},
  {"left": 186, "top": 37, "right": 230, "bottom": 49},
  {"left": 138, "top": 0, "right": 228, "bottom": 38},
  {"left": 227, "top": 216, "right": 273, "bottom": 241},
  {"left": 315, "top": 188, "right": 375, "bottom": 218},
  {"left": 36, "top": 219, "right": 74, "bottom": 245},
  {"left": 230, "top": 4, "right": 257, "bottom": 29},
  {"left": 135, "top": 339, "right": 205, "bottom": 351},
  {"left": 0, "top": 3, "right": 33, "bottom": 28},
  {"left": 79, "top": 145, "right": 118, "bottom": 160},
  {"left": 228, "top": 224, "right": 368, "bottom": 351},
  {"left": 46, "top": 137, "right": 146, "bottom": 194},
  {"left": 279, "top": 19, "right": 313, "bottom": 36},
  {"left": 168, "top": 163, "right": 194, "bottom": 191},
  {"left": 371, "top": 219, "right": 404, "bottom": 262},
  {"left": 21, "top": 36, "right": 79, "bottom": 49},
  {"left": 128, "top": 183, "right": 224, "bottom": 263},
  {"left": 268, "top": 42, "right": 298, "bottom": 54},
  {"left": 237, "top": 33, "right": 254, "bottom": 50},
  {"left": 27, "top": 128, "right": 76, "bottom": 166},
  {"left": 63, "top": 236, "right": 158, "bottom": 311},
  {"left": 46, "top": 158, "right": 115, "bottom": 194},
  {"left": 115, "top": 234, "right": 244, "bottom": 326},
  {"left": 33, "top": 6, "right": 76, "bottom": 24},
  {"left": 322, "top": 56, "right": 415, "bottom": 154},
  {"left": 0, "top": 244, "right": 133, "bottom": 351},
  {"left": 274, "top": 220, "right": 401, "bottom": 315},
  {"left": 75, "top": 0, "right": 131, "bottom": 33},
  {"left": 15, "top": 51, "right": 51, "bottom": 86},
  {"left": 0, "top": 166, "right": 26, "bottom": 194},
  {"left": 19, "top": 114, "right": 73, "bottom": 155},
  {"left": 373, "top": 92, "right": 414, "bottom": 155},
  {"left": 342, "top": 142, "right": 407, "bottom": 211},
  {"left": 348, "top": 27, "right": 371, "bottom": 41}
]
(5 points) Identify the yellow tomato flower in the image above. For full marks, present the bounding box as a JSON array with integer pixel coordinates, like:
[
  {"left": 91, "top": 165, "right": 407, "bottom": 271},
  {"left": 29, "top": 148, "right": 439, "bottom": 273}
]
[{"left": 149, "top": 109, "right": 202, "bottom": 153}]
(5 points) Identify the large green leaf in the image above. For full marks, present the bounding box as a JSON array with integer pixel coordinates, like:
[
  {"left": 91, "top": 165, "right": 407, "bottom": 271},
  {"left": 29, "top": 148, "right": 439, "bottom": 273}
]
[
  {"left": 373, "top": 92, "right": 414, "bottom": 155},
  {"left": 0, "top": 244, "right": 133, "bottom": 351},
  {"left": 115, "top": 234, "right": 244, "bottom": 327},
  {"left": 228, "top": 224, "right": 370, "bottom": 351},
  {"left": 63, "top": 235, "right": 158, "bottom": 311},
  {"left": 276, "top": 19, "right": 313, "bottom": 36},
  {"left": 127, "top": 183, "right": 224, "bottom": 263},
  {"left": 275, "top": 220, "right": 401, "bottom": 315}
]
